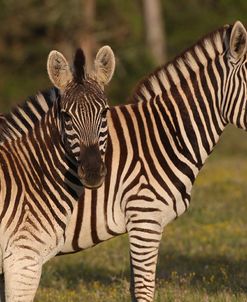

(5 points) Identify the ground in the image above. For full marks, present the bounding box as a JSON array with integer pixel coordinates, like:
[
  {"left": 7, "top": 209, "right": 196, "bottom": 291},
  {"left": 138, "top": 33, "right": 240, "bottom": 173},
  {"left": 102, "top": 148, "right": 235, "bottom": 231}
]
[{"left": 36, "top": 125, "right": 247, "bottom": 302}]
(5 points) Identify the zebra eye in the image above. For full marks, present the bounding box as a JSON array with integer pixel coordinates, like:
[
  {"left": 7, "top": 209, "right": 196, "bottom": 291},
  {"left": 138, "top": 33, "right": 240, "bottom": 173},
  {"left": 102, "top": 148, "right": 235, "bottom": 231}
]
[
  {"left": 101, "top": 107, "right": 109, "bottom": 117},
  {"left": 61, "top": 111, "right": 73, "bottom": 126}
]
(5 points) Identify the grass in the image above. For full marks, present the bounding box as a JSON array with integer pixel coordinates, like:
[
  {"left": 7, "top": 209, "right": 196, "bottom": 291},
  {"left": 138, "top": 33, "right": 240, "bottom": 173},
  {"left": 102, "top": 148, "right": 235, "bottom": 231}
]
[{"left": 36, "top": 125, "right": 247, "bottom": 301}]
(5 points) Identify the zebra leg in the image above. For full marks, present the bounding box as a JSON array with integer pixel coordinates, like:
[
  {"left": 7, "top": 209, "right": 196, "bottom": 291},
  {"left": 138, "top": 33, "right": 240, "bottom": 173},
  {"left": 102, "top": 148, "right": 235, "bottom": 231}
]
[
  {"left": 3, "top": 252, "right": 42, "bottom": 302},
  {"left": 127, "top": 217, "right": 163, "bottom": 302}
]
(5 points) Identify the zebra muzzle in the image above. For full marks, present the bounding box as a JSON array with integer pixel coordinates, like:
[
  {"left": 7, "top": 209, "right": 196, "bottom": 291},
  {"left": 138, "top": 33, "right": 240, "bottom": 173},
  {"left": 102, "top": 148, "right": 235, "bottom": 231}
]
[
  {"left": 77, "top": 163, "right": 107, "bottom": 189},
  {"left": 77, "top": 144, "right": 107, "bottom": 189}
]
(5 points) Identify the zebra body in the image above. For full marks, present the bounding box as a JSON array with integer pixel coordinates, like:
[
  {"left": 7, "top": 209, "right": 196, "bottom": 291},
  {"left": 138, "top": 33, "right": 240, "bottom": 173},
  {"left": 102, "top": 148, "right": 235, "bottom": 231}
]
[
  {"left": 60, "top": 21, "right": 247, "bottom": 302},
  {"left": 0, "top": 22, "right": 246, "bottom": 302},
  {"left": 61, "top": 101, "right": 201, "bottom": 250},
  {"left": 0, "top": 46, "right": 115, "bottom": 302}
]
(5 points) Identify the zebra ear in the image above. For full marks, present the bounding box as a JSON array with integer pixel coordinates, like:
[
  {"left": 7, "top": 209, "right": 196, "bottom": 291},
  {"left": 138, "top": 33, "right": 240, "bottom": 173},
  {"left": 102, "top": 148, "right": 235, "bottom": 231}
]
[
  {"left": 229, "top": 21, "right": 247, "bottom": 60},
  {"left": 93, "top": 46, "right": 115, "bottom": 87},
  {"left": 47, "top": 50, "right": 73, "bottom": 90}
]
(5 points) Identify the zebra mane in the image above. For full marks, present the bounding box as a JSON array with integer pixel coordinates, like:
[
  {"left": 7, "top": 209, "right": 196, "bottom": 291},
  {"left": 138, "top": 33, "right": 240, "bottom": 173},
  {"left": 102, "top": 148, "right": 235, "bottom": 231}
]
[
  {"left": 0, "top": 87, "right": 59, "bottom": 143},
  {"left": 130, "top": 24, "right": 232, "bottom": 103},
  {"left": 73, "top": 48, "right": 86, "bottom": 83}
]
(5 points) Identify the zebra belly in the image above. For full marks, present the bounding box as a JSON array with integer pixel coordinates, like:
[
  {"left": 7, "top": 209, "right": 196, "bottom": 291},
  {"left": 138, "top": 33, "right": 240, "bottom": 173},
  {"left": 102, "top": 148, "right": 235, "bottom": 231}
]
[
  {"left": 61, "top": 164, "right": 193, "bottom": 254},
  {"left": 61, "top": 197, "right": 189, "bottom": 255},
  {"left": 61, "top": 187, "right": 127, "bottom": 253}
]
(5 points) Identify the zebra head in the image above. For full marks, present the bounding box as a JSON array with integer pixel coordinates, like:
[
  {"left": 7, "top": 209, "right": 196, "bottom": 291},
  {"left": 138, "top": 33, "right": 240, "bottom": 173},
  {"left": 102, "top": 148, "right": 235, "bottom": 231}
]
[
  {"left": 47, "top": 46, "right": 115, "bottom": 189},
  {"left": 222, "top": 21, "right": 247, "bottom": 129}
]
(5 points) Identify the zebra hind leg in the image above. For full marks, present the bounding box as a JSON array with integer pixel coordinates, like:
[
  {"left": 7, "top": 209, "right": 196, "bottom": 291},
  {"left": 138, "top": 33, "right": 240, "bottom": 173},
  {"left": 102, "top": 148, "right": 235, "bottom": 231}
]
[{"left": 127, "top": 216, "right": 163, "bottom": 302}]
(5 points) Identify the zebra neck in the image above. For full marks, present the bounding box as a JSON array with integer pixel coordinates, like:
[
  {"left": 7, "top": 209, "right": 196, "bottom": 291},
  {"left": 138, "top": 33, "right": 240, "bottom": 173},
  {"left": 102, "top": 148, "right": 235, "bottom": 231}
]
[
  {"left": 43, "top": 107, "right": 83, "bottom": 199},
  {"left": 4, "top": 106, "right": 83, "bottom": 200},
  {"left": 136, "top": 64, "right": 227, "bottom": 170},
  {"left": 130, "top": 27, "right": 230, "bottom": 171}
]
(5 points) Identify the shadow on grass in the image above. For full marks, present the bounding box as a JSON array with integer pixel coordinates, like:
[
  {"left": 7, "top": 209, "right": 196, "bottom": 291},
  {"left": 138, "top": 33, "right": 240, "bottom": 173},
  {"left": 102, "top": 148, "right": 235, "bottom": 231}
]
[
  {"left": 41, "top": 250, "right": 247, "bottom": 295},
  {"left": 157, "top": 251, "right": 247, "bottom": 294}
]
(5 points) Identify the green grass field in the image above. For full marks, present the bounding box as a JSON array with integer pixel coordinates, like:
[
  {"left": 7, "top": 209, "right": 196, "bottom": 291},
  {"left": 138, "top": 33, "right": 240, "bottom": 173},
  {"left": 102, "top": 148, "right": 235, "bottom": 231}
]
[{"left": 36, "top": 125, "right": 247, "bottom": 302}]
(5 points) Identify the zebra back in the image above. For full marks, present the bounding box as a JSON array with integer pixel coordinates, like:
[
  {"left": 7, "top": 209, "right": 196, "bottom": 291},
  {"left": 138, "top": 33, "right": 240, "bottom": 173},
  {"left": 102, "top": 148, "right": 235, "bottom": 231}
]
[{"left": 0, "top": 88, "right": 58, "bottom": 143}]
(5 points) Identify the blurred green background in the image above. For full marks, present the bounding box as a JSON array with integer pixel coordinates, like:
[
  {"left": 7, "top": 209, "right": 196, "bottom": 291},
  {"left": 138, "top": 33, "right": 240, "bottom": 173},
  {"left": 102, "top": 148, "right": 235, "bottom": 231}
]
[
  {"left": 1, "top": 1, "right": 247, "bottom": 301},
  {"left": 0, "top": 0, "right": 246, "bottom": 110}
]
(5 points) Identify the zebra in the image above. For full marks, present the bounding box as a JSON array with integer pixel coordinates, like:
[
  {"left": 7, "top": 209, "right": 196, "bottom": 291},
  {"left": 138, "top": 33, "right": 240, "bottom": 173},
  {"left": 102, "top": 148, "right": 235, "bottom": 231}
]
[
  {"left": 0, "top": 45, "right": 115, "bottom": 301},
  {"left": 59, "top": 21, "right": 247, "bottom": 301},
  {"left": 0, "top": 21, "right": 246, "bottom": 301}
]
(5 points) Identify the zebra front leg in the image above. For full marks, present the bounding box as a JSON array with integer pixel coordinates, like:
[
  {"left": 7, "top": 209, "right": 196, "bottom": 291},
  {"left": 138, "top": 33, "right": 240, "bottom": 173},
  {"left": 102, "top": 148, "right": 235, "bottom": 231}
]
[
  {"left": 3, "top": 251, "right": 42, "bottom": 302},
  {"left": 127, "top": 216, "right": 163, "bottom": 302}
]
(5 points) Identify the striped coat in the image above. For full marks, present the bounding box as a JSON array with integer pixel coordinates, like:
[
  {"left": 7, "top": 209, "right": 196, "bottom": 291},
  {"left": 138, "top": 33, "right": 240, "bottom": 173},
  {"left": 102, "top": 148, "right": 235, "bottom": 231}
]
[
  {"left": 61, "top": 21, "right": 247, "bottom": 302},
  {"left": 0, "top": 22, "right": 247, "bottom": 302},
  {"left": 0, "top": 46, "right": 115, "bottom": 302}
]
